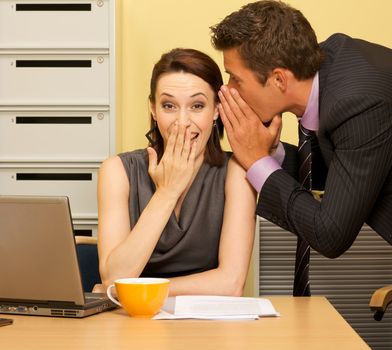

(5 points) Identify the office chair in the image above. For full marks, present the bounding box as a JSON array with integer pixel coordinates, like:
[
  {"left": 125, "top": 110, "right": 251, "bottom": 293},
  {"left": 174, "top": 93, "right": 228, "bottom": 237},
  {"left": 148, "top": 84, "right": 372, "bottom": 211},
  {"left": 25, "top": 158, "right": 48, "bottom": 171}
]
[
  {"left": 75, "top": 236, "right": 101, "bottom": 292},
  {"left": 369, "top": 285, "right": 392, "bottom": 321}
]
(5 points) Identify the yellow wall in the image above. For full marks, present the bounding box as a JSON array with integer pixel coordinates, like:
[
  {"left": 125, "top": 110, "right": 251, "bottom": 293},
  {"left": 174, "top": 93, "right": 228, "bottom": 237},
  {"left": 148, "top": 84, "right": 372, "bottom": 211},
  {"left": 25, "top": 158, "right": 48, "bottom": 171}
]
[
  {"left": 117, "top": 0, "right": 392, "bottom": 152},
  {"left": 116, "top": 0, "right": 392, "bottom": 296}
]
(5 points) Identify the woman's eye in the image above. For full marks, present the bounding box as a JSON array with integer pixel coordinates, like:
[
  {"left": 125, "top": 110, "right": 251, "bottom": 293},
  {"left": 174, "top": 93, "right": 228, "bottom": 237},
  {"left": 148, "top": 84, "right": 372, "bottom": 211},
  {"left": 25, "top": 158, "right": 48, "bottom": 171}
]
[
  {"left": 192, "top": 103, "right": 205, "bottom": 110},
  {"left": 162, "top": 103, "right": 175, "bottom": 110}
]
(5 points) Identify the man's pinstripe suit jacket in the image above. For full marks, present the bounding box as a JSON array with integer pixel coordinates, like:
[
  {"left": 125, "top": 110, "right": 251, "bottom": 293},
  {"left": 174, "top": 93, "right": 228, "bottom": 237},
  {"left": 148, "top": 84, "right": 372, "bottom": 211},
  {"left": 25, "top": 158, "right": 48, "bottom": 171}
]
[{"left": 257, "top": 33, "right": 392, "bottom": 258}]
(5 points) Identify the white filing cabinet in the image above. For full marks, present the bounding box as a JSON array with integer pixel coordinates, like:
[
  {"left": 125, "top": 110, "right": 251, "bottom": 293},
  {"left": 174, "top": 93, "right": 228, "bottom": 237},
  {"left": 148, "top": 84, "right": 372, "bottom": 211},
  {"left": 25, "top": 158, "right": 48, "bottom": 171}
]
[{"left": 0, "top": 0, "right": 116, "bottom": 235}]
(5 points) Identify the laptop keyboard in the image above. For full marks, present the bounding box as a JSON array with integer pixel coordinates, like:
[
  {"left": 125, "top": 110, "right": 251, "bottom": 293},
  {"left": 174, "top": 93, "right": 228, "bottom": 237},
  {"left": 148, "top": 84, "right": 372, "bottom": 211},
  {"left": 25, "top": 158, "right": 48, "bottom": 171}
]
[
  {"left": 85, "top": 296, "right": 102, "bottom": 301},
  {"left": 85, "top": 293, "right": 105, "bottom": 302}
]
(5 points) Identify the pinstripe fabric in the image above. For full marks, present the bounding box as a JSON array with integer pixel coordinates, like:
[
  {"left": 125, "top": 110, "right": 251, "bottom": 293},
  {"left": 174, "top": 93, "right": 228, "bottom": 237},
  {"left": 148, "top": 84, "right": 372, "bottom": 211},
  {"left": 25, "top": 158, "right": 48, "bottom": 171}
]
[
  {"left": 293, "top": 124, "right": 314, "bottom": 296},
  {"left": 298, "top": 124, "right": 313, "bottom": 189},
  {"left": 258, "top": 33, "right": 392, "bottom": 258}
]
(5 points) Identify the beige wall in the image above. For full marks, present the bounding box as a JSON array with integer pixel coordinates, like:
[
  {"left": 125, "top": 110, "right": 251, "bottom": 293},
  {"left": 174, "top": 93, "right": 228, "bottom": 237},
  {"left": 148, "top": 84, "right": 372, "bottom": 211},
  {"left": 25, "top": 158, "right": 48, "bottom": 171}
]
[{"left": 116, "top": 0, "right": 392, "bottom": 152}]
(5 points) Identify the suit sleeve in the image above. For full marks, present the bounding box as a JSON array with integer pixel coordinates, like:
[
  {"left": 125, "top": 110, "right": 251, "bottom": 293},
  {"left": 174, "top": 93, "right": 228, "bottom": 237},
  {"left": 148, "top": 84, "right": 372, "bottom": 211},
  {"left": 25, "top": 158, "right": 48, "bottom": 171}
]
[
  {"left": 280, "top": 142, "right": 298, "bottom": 180},
  {"left": 257, "top": 96, "right": 392, "bottom": 258}
]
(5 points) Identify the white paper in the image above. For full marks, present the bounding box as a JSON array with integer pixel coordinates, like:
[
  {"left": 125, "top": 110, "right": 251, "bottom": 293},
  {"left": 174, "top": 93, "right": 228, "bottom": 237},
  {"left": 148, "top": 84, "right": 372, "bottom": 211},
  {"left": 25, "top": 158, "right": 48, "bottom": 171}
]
[
  {"left": 153, "top": 295, "right": 280, "bottom": 320},
  {"left": 153, "top": 310, "right": 259, "bottom": 320}
]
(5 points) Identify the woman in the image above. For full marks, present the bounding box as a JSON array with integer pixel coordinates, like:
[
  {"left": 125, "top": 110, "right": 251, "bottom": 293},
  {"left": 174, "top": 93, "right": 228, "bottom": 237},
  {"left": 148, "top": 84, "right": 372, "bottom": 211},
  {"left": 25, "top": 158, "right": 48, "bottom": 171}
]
[{"left": 98, "top": 48, "right": 256, "bottom": 296}]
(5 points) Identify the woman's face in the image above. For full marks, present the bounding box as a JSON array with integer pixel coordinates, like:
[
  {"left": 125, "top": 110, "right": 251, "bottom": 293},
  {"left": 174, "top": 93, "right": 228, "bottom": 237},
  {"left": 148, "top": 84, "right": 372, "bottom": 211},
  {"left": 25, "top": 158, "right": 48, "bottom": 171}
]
[{"left": 151, "top": 72, "right": 218, "bottom": 160}]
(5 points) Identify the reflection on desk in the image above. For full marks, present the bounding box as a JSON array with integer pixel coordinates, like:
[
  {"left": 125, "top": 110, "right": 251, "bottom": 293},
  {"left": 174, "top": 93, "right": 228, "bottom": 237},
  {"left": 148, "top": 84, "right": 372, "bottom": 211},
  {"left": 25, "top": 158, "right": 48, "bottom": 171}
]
[{"left": 1, "top": 296, "right": 370, "bottom": 350}]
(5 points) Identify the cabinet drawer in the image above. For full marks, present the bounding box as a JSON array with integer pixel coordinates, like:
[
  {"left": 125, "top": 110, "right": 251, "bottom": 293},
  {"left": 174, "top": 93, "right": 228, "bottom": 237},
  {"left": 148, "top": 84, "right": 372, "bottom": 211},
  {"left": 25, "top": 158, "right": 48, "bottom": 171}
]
[
  {"left": 0, "top": 110, "right": 110, "bottom": 162},
  {"left": 0, "top": 167, "right": 98, "bottom": 219},
  {"left": 73, "top": 220, "right": 98, "bottom": 237},
  {"left": 0, "top": 54, "right": 109, "bottom": 105},
  {"left": 0, "top": 0, "right": 109, "bottom": 49}
]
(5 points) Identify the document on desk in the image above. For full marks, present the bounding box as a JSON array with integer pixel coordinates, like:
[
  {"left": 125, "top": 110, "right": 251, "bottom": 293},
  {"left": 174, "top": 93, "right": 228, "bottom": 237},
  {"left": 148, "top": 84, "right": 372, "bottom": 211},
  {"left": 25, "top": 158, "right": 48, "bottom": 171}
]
[{"left": 153, "top": 295, "right": 280, "bottom": 320}]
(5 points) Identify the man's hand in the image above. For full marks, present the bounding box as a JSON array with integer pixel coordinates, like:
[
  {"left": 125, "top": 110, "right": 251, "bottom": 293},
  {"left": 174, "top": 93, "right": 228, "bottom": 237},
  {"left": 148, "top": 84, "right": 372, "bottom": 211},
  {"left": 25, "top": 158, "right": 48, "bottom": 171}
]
[{"left": 218, "top": 86, "right": 282, "bottom": 170}]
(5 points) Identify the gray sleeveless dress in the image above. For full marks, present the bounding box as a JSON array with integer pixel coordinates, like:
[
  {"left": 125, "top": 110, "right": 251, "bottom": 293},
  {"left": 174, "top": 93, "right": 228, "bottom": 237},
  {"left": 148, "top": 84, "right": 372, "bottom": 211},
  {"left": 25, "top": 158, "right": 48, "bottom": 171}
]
[{"left": 118, "top": 149, "right": 230, "bottom": 278}]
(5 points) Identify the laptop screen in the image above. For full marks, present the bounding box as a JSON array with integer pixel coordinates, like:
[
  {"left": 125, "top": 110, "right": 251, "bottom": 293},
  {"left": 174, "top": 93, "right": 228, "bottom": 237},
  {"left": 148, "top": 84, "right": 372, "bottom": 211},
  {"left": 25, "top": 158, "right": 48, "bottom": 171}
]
[{"left": 0, "top": 196, "right": 85, "bottom": 306}]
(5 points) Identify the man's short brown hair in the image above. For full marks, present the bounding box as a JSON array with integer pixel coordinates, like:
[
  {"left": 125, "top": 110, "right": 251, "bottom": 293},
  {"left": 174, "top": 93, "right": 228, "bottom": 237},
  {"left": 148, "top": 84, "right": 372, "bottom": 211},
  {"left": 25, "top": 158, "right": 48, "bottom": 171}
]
[{"left": 211, "top": 0, "right": 323, "bottom": 84}]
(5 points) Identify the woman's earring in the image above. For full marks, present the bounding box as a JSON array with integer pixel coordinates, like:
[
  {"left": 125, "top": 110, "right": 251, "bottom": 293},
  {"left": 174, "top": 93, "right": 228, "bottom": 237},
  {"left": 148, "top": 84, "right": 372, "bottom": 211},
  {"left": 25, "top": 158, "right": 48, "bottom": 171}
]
[
  {"left": 145, "top": 121, "right": 158, "bottom": 146},
  {"left": 212, "top": 119, "right": 220, "bottom": 143}
]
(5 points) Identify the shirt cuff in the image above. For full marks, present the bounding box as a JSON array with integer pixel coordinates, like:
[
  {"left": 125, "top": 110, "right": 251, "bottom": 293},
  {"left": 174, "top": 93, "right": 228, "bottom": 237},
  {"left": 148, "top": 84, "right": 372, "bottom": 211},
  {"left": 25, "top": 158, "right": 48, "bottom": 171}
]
[
  {"left": 246, "top": 156, "right": 281, "bottom": 193},
  {"left": 272, "top": 142, "right": 285, "bottom": 166}
]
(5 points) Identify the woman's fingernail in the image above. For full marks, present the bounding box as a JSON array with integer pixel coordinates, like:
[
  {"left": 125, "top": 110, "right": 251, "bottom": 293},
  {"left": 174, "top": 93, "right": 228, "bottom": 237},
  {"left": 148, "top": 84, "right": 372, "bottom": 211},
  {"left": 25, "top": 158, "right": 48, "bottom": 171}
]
[{"left": 221, "top": 86, "right": 227, "bottom": 92}]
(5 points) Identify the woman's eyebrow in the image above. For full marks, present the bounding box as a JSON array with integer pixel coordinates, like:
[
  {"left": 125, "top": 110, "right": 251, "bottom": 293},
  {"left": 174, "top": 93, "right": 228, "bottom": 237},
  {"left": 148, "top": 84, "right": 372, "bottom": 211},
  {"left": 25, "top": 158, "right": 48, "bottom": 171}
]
[
  {"left": 190, "top": 92, "right": 207, "bottom": 98},
  {"left": 159, "top": 92, "right": 207, "bottom": 98},
  {"left": 160, "top": 92, "right": 175, "bottom": 97}
]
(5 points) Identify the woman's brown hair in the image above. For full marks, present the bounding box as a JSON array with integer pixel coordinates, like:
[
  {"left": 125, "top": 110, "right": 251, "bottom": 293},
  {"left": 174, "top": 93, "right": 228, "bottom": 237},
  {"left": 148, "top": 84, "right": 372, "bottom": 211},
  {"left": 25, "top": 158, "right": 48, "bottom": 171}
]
[{"left": 148, "top": 48, "right": 225, "bottom": 167}]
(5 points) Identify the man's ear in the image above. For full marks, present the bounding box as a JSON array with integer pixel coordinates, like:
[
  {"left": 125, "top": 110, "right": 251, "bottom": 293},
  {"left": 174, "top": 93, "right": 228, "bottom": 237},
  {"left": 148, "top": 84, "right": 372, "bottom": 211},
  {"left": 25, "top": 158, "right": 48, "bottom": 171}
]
[{"left": 271, "top": 68, "right": 287, "bottom": 92}]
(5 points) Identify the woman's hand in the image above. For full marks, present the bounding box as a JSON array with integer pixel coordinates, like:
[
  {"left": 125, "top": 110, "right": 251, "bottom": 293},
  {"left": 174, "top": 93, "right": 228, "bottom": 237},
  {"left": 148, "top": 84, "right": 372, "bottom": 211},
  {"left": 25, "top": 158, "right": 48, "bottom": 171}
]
[{"left": 147, "top": 123, "right": 197, "bottom": 199}]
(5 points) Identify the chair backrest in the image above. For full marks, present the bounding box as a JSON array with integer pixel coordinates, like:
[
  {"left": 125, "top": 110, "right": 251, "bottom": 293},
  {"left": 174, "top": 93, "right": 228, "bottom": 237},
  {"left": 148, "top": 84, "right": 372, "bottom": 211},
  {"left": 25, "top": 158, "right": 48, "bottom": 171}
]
[
  {"left": 370, "top": 285, "right": 392, "bottom": 321},
  {"left": 75, "top": 236, "right": 101, "bottom": 292}
]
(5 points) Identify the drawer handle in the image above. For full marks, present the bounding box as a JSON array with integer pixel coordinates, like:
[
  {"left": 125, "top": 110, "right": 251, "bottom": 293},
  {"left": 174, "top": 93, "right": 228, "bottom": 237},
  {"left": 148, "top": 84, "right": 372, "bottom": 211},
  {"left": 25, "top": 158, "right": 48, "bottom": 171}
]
[
  {"left": 16, "top": 3, "right": 91, "bottom": 11},
  {"left": 16, "top": 60, "right": 92, "bottom": 68},
  {"left": 16, "top": 173, "right": 92, "bottom": 181},
  {"left": 16, "top": 116, "right": 92, "bottom": 124},
  {"left": 74, "top": 229, "right": 93, "bottom": 237}
]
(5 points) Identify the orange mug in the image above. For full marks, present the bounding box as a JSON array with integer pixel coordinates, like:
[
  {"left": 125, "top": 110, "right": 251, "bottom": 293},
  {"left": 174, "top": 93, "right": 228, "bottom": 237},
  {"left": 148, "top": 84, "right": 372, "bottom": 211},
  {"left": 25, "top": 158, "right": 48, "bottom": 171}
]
[{"left": 106, "top": 277, "right": 169, "bottom": 317}]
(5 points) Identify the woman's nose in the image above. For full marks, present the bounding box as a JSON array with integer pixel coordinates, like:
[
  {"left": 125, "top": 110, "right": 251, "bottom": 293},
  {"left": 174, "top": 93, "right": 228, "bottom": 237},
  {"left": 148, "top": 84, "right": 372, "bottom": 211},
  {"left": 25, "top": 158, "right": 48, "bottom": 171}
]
[{"left": 177, "top": 110, "right": 191, "bottom": 126}]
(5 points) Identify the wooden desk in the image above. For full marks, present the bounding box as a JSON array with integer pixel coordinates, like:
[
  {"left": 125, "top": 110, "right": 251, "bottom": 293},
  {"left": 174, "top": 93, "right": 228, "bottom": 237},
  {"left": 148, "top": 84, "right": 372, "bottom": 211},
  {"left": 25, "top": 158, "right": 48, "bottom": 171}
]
[{"left": 1, "top": 296, "right": 370, "bottom": 350}]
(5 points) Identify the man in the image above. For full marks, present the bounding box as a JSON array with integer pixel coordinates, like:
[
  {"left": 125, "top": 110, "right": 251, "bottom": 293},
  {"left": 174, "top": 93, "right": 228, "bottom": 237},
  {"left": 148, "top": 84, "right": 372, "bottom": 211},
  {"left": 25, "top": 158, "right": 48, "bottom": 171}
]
[{"left": 211, "top": 0, "right": 392, "bottom": 258}]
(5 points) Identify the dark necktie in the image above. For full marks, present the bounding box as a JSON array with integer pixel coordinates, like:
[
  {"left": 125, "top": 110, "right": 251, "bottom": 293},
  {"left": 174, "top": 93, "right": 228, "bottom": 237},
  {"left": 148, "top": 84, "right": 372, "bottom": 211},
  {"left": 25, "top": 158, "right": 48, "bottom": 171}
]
[{"left": 293, "top": 123, "right": 315, "bottom": 296}]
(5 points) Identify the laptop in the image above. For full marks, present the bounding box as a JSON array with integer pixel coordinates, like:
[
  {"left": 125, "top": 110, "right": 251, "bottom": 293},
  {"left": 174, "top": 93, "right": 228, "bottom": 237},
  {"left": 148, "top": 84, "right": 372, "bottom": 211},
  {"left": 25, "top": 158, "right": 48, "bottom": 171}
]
[{"left": 0, "top": 195, "right": 115, "bottom": 318}]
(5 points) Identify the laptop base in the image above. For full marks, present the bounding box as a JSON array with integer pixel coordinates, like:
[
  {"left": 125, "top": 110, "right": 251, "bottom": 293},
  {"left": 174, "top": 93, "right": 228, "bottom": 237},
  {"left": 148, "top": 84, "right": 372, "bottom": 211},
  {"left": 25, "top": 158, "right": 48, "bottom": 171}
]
[{"left": 0, "top": 294, "right": 116, "bottom": 318}]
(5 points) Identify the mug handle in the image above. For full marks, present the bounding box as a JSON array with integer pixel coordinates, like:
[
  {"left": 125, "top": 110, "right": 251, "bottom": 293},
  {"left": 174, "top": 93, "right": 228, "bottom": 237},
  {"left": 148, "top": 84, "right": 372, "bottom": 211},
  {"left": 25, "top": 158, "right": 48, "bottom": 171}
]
[{"left": 106, "top": 284, "right": 122, "bottom": 307}]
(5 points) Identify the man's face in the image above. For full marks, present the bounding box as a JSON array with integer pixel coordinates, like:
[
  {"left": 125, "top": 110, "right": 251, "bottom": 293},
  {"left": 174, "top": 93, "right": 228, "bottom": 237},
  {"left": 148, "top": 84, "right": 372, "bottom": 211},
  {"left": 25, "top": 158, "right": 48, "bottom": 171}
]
[{"left": 223, "top": 48, "right": 282, "bottom": 123}]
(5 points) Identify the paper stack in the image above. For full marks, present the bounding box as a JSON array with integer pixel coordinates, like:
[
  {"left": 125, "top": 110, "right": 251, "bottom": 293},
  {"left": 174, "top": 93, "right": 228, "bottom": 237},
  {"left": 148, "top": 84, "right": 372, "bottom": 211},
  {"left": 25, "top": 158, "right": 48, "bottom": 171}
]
[{"left": 153, "top": 295, "right": 280, "bottom": 320}]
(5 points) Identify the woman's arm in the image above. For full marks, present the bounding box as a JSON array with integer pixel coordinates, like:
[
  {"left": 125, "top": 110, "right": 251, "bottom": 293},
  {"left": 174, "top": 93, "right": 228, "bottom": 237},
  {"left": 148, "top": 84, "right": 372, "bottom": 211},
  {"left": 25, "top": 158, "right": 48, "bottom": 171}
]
[
  {"left": 168, "top": 157, "right": 257, "bottom": 296},
  {"left": 98, "top": 125, "right": 197, "bottom": 287},
  {"left": 98, "top": 156, "right": 179, "bottom": 287}
]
